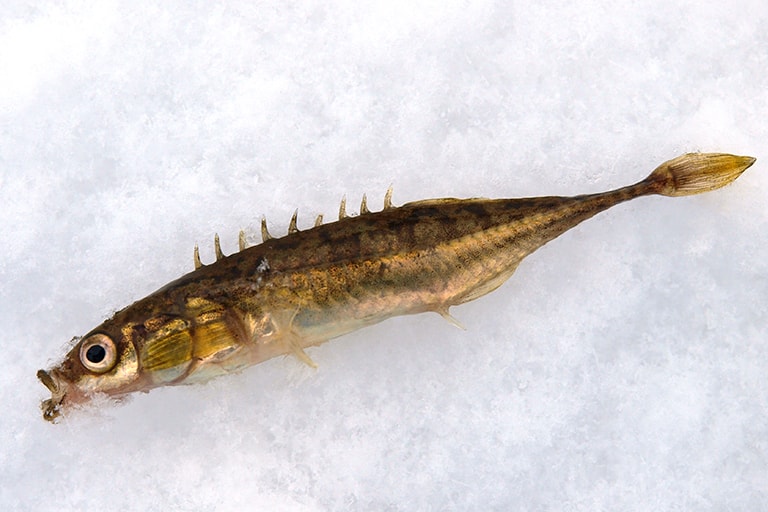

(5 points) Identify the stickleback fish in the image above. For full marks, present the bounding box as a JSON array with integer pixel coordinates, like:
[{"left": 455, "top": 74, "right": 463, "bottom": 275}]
[{"left": 38, "top": 153, "right": 756, "bottom": 422}]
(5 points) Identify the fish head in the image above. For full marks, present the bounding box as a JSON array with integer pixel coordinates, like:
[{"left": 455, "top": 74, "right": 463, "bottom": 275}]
[
  {"left": 37, "top": 300, "right": 197, "bottom": 423},
  {"left": 38, "top": 323, "right": 141, "bottom": 422},
  {"left": 38, "top": 291, "right": 246, "bottom": 422}
]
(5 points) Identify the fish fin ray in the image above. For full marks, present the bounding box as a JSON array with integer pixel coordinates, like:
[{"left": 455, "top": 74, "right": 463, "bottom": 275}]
[
  {"left": 214, "top": 234, "right": 224, "bottom": 260},
  {"left": 286, "top": 335, "right": 318, "bottom": 368},
  {"left": 261, "top": 216, "right": 273, "bottom": 241},
  {"left": 288, "top": 209, "right": 299, "bottom": 234},
  {"left": 193, "top": 244, "right": 203, "bottom": 269},
  {"left": 437, "top": 307, "right": 466, "bottom": 330},
  {"left": 238, "top": 230, "right": 247, "bottom": 251},
  {"left": 384, "top": 186, "right": 394, "bottom": 209}
]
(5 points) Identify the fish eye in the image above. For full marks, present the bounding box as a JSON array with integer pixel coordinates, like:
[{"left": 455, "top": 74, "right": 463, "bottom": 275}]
[{"left": 79, "top": 333, "right": 117, "bottom": 373}]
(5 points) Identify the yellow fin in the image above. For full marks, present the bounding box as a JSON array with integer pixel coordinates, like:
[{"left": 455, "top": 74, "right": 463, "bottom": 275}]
[
  {"left": 649, "top": 153, "right": 756, "bottom": 197},
  {"left": 141, "top": 318, "right": 193, "bottom": 372}
]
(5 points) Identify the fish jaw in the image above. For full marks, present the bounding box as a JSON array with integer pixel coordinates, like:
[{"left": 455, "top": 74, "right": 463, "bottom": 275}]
[
  {"left": 37, "top": 368, "right": 61, "bottom": 422},
  {"left": 37, "top": 368, "right": 87, "bottom": 423},
  {"left": 37, "top": 334, "right": 142, "bottom": 422},
  {"left": 37, "top": 363, "right": 143, "bottom": 423}
]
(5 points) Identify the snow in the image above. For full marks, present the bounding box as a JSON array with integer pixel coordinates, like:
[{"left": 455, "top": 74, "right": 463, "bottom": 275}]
[{"left": 1, "top": 1, "right": 767, "bottom": 510}]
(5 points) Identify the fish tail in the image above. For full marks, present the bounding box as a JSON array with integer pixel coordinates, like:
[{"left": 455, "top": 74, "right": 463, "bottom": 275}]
[{"left": 644, "top": 153, "right": 756, "bottom": 197}]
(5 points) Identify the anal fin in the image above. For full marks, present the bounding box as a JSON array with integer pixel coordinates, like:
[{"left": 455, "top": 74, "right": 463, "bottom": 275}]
[
  {"left": 286, "top": 335, "right": 318, "bottom": 368},
  {"left": 437, "top": 307, "right": 466, "bottom": 330}
]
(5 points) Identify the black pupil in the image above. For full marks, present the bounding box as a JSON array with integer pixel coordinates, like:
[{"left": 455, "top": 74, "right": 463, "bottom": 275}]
[{"left": 86, "top": 344, "right": 107, "bottom": 364}]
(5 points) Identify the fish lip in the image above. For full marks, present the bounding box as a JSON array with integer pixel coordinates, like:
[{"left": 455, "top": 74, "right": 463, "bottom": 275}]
[
  {"left": 37, "top": 369, "right": 58, "bottom": 393},
  {"left": 37, "top": 369, "right": 65, "bottom": 423},
  {"left": 41, "top": 397, "right": 63, "bottom": 422}
]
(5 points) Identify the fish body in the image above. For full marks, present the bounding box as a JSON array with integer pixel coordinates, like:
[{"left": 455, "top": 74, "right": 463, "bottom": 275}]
[{"left": 38, "top": 153, "right": 756, "bottom": 422}]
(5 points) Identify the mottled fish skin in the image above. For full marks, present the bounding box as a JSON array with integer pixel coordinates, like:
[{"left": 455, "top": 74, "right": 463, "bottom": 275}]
[{"left": 38, "top": 153, "right": 756, "bottom": 422}]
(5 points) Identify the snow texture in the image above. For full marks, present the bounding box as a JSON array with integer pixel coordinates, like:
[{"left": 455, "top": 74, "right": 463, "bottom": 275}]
[{"left": 2, "top": 1, "right": 767, "bottom": 510}]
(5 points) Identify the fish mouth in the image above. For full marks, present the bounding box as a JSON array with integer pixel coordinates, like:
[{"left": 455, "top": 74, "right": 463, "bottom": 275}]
[{"left": 37, "top": 369, "right": 65, "bottom": 422}]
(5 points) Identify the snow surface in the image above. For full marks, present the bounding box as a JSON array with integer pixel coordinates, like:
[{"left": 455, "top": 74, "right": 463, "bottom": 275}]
[{"left": 2, "top": 1, "right": 767, "bottom": 510}]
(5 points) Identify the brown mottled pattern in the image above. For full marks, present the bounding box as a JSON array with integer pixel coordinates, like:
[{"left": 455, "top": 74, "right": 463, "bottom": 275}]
[
  {"left": 38, "top": 153, "right": 756, "bottom": 422},
  {"left": 162, "top": 182, "right": 649, "bottom": 335}
]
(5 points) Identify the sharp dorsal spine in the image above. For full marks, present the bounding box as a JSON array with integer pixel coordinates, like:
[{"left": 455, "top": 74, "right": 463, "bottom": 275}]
[
  {"left": 194, "top": 188, "right": 393, "bottom": 269},
  {"left": 239, "top": 230, "right": 247, "bottom": 251},
  {"left": 288, "top": 210, "right": 300, "bottom": 234},
  {"left": 214, "top": 234, "right": 225, "bottom": 261},
  {"left": 193, "top": 244, "right": 203, "bottom": 270},
  {"left": 261, "top": 216, "right": 272, "bottom": 242}
]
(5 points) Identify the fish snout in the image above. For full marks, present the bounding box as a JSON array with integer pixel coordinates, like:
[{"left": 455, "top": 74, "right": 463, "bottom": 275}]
[{"left": 37, "top": 369, "right": 65, "bottom": 422}]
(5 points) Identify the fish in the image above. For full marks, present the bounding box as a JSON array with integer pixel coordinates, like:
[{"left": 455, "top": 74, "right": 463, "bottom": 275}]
[{"left": 37, "top": 152, "right": 756, "bottom": 422}]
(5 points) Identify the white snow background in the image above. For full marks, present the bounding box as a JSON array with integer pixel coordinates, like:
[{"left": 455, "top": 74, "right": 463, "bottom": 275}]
[{"left": 1, "top": 1, "right": 767, "bottom": 510}]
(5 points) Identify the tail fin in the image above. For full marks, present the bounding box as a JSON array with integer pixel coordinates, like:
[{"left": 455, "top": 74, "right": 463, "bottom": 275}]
[{"left": 646, "top": 153, "right": 756, "bottom": 197}]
